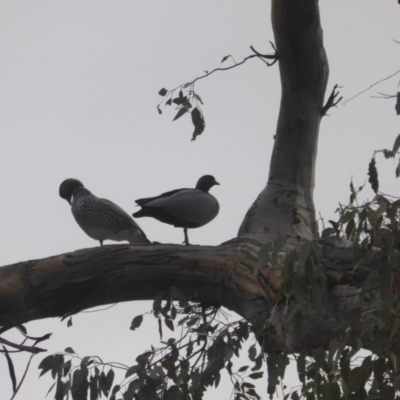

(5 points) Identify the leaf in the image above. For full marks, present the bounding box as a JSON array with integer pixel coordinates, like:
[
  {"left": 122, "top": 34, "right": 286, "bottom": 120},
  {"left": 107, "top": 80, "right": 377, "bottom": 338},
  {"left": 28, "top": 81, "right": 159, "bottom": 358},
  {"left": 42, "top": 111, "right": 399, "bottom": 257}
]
[
  {"left": 51, "top": 354, "right": 64, "bottom": 379},
  {"left": 396, "top": 92, "right": 400, "bottom": 115},
  {"left": 71, "top": 369, "right": 84, "bottom": 392},
  {"left": 191, "top": 121, "right": 205, "bottom": 141},
  {"left": 238, "top": 366, "right": 249, "bottom": 373},
  {"left": 368, "top": 158, "right": 379, "bottom": 193},
  {"left": 110, "top": 385, "right": 121, "bottom": 400},
  {"left": 158, "top": 88, "right": 168, "bottom": 96},
  {"left": 248, "top": 345, "right": 257, "bottom": 361},
  {"left": 3, "top": 346, "right": 16, "bottom": 392},
  {"left": 164, "top": 317, "right": 174, "bottom": 331},
  {"left": 248, "top": 372, "right": 263, "bottom": 379},
  {"left": 64, "top": 347, "right": 75, "bottom": 354},
  {"left": 172, "top": 106, "right": 189, "bottom": 121},
  {"left": 194, "top": 93, "right": 204, "bottom": 104},
  {"left": 158, "top": 317, "right": 163, "bottom": 339},
  {"left": 345, "top": 218, "right": 355, "bottom": 239},
  {"left": 221, "top": 55, "right": 231, "bottom": 63},
  {"left": 171, "top": 305, "right": 177, "bottom": 320},
  {"left": 38, "top": 355, "right": 53, "bottom": 377},
  {"left": 130, "top": 315, "right": 143, "bottom": 331},
  {"left": 191, "top": 107, "right": 203, "bottom": 126},
  {"left": 153, "top": 293, "right": 162, "bottom": 316},
  {"left": 170, "top": 286, "right": 187, "bottom": 302},
  {"left": 157, "top": 106, "right": 162, "bottom": 115},
  {"left": 396, "top": 159, "right": 400, "bottom": 178},
  {"left": 326, "top": 270, "right": 342, "bottom": 281},
  {"left": 105, "top": 369, "right": 115, "bottom": 394}
]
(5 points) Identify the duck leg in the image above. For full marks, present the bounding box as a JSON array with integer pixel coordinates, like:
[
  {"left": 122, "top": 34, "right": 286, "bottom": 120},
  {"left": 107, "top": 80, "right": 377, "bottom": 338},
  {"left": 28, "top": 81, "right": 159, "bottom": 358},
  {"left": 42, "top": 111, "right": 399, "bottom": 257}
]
[{"left": 183, "top": 227, "right": 190, "bottom": 245}]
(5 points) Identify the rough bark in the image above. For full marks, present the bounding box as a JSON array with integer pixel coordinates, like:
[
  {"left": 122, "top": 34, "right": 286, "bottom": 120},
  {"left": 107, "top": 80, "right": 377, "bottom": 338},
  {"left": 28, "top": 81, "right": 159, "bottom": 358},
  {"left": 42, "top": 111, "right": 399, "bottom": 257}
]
[
  {"left": 0, "top": 239, "right": 385, "bottom": 353},
  {"left": 238, "top": 0, "right": 329, "bottom": 240}
]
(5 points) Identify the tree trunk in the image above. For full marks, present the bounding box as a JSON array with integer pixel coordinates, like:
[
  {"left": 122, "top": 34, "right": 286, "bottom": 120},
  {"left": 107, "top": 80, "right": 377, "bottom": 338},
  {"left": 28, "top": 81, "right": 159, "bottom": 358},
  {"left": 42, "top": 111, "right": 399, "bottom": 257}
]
[{"left": 238, "top": 0, "right": 328, "bottom": 240}]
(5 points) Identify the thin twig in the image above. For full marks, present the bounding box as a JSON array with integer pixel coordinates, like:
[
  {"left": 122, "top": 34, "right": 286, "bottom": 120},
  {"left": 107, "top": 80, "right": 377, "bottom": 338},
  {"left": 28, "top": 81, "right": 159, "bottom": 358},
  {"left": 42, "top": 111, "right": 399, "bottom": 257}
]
[
  {"left": 343, "top": 68, "right": 400, "bottom": 106},
  {"left": 0, "top": 337, "right": 46, "bottom": 354}
]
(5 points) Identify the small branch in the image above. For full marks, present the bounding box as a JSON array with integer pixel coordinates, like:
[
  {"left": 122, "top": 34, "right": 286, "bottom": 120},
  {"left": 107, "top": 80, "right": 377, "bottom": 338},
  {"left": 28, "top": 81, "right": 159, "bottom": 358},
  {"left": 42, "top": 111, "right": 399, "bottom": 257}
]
[
  {"left": 321, "top": 84, "right": 342, "bottom": 116},
  {"left": 0, "top": 337, "right": 46, "bottom": 354},
  {"left": 190, "top": 43, "right": 278, "bottom": 85},
  {"left": 250, "top": 42, "right": 279, "bottom": 66},
  {"left": 343, "top": 68, "right": 400, "bottom": 106}
]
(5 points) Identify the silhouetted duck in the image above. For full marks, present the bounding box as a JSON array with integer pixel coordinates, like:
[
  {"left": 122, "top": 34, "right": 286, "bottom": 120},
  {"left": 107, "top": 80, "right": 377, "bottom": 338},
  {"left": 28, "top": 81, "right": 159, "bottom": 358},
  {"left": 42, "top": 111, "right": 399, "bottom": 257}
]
[
  {"left": 133, "top": 175, "right": 220, "bottom": 245},
  {"left": 59, "top": 178, "right": 149, "bottom": 246}
]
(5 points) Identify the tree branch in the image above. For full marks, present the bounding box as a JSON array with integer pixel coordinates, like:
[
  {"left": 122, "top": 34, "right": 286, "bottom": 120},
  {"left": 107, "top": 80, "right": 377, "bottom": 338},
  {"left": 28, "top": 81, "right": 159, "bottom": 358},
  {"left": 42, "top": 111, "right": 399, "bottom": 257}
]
[{"left": 0, "top": 239, "right": 388, "bottom": 353}]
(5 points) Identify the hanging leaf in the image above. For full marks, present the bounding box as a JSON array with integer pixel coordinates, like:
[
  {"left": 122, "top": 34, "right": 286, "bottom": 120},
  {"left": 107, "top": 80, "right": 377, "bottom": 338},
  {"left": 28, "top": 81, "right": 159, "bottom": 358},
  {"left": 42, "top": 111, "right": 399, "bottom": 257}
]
[
  {"left": 396, "top": 92, "right": 400, "bottom": 115},
  {"left": 130, "top": 315, "right": 143, "bottom": 331},
  {"left": 191, "top": 107, "right": 202, "bottom": 126},
  {"left": 173, "top": 107, "right": 189, "bottom": 121},
  {"left": 194, "top": 93, "right": 204, "bottom": 104},
  {"left": 368, "top": 158, "right": 379, "bottom": 193},
  {"left": 191, "top": 120, "right": 205, "bottom": 141},
  {"left": 158, "top": 88, "right": 168, "bottom": 96},
  {"left": 158, "top": 318, "right": 163, "bottom": 339},
  {"left": 396, "top": 159, "right": 400, "bottom": 178},
  {"left": 221, "top": 55, "right": 231, "bottom": 63},
  {"left": 392, "top": 133, "right": 400, "bottom": 154},
  {"left": 164, "top": 317, "right": 174, "bottom": 331},
  {"left": 64, "top": 347, "right": 75, "bottom": 354},
  {"left": 170, "top": 286, "right": 187, "bottom": 303},
  {"left": 3, "top": 346, "right": 16, "bottom": 392}
]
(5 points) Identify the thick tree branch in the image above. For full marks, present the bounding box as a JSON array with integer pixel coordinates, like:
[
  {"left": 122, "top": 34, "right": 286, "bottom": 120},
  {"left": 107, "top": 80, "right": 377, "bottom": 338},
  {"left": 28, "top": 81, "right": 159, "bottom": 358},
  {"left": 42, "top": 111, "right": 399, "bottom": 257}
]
[{"left": 0, "top": 239, "right": 386, "bottom": 353}]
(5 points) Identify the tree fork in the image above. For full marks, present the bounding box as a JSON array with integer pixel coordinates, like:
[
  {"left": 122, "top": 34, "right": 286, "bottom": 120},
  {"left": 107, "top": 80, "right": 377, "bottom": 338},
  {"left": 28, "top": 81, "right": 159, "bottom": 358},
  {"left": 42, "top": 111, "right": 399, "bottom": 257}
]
[{"left": 239, "top": 0, "right": 329, "bottom": 240}]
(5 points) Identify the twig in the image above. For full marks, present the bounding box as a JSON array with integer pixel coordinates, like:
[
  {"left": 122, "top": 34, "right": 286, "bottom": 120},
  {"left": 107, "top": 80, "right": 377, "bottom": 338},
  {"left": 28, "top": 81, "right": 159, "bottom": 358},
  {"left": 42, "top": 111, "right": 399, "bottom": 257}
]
[
  {"left": 343, "top": 68, "right": 400, "bottom": 106},
  {"left": 10, "top": 353, "right": 35, "bottom": 400},
  {"left": 0, "top": 337, "right": 46, "bottom": 354},
  {"left": 321, "top": 84, "right": 343, "bottom": 116}
]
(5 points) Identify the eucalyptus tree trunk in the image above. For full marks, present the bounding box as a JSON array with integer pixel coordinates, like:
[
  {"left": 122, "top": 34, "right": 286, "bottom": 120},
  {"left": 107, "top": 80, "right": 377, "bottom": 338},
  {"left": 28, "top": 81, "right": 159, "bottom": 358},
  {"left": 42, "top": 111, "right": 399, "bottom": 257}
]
[{"left": 239, "top": 0, "right": 328, "bottom": 240}]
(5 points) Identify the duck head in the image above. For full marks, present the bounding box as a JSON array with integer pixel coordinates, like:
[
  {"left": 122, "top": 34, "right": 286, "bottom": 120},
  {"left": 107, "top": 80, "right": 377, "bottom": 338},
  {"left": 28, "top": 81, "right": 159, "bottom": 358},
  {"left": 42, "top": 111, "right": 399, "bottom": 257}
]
[
  {"left": 59, "top": 178, "right": 85, "bottom": 205},
  {"left": 196, "top": 175, "right": 220, "bottom": 193}
]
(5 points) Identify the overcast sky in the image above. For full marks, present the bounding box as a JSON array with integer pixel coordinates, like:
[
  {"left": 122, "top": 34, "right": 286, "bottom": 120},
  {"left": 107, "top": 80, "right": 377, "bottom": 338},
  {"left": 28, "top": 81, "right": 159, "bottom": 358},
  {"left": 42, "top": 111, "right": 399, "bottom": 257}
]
[{"left": 1, "top": 1, "right": 400, "bottom": 399}]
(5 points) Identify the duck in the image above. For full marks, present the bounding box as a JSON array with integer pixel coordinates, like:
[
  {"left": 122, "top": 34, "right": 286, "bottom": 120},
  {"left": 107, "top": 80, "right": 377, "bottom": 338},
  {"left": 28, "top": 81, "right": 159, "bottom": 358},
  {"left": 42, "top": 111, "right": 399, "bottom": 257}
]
[
  {"left": 133, "top": 175, "right": 220, "bottom": 245},
  {"left": 59, "top": 178, "right": 150, "bottom": 246}
]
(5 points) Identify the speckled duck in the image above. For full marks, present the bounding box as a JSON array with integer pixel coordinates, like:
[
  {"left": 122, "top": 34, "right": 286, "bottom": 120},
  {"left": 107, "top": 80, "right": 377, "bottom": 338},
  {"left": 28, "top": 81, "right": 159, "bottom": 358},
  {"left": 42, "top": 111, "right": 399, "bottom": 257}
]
[
  {"left": 59, "top": 178, "right": 149, "bottom": 246},
  {"left": 133, "top": 175, "right": 220, "bottom": 245}
]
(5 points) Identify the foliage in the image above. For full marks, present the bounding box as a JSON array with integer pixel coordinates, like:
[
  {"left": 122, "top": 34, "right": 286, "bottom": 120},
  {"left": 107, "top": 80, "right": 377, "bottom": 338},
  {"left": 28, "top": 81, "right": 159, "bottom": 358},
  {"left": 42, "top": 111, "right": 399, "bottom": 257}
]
[
  {"left": 39, "top": 287, "right": 265, "bottom": 400},
  {"left": 156, "top": 44, "right": 277, "bottom": 141}
]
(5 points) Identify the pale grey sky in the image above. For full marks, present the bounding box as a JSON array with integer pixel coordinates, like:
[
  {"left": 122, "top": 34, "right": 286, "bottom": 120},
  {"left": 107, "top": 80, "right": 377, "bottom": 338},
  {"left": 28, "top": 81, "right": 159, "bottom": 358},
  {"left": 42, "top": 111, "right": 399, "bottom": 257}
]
[{"left": 1, "top": 1, "right": 399, "bottom": 399}]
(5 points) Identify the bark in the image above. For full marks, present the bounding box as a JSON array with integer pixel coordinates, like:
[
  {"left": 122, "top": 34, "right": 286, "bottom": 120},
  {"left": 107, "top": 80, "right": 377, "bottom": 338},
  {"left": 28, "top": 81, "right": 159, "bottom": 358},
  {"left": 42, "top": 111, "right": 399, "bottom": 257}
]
[
  {"left": 0, "top": 239, "right": 385, "bottom": 353},
  {"left": 238, "top": 0, "right": 329, "bottom": 240}
]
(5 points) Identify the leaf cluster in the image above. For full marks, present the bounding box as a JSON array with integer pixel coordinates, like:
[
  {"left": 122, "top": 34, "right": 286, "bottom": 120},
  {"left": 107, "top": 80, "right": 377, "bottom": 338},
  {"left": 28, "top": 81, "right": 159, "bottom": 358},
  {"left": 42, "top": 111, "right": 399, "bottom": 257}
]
[
  {"left": 39, "top": 287, "right": 265, "bottom": 400},
  {"left": 157, "top": 85, "right": 205, "bottom": 141}
]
